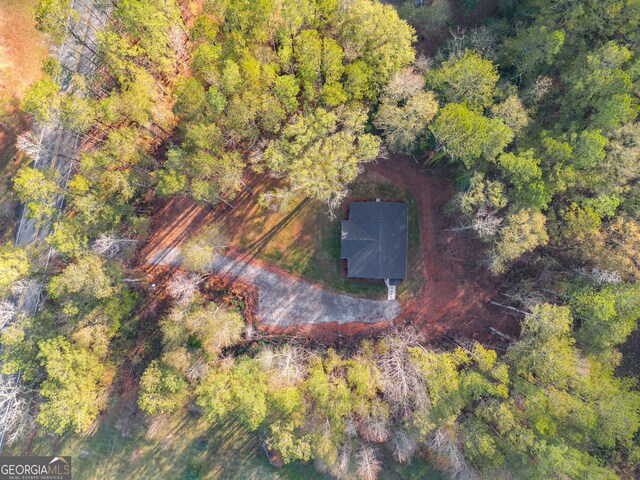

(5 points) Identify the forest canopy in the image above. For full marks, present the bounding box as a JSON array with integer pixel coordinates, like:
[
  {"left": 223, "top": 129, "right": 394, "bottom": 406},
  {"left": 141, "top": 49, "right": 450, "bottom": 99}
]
[{"left": 1, "top": 0, "right": 639, "bottom": 479}]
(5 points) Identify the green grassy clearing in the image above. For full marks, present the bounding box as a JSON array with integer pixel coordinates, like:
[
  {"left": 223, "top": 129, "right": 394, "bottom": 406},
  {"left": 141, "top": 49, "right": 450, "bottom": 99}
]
[{"left": 226, "top": 175, "right": 423, "bottom": 300}]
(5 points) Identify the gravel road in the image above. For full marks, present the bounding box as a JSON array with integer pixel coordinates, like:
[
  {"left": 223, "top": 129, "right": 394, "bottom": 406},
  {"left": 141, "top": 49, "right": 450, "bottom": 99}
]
[{"left": 149, "top": 248, "right": 400, "bottom": 327}]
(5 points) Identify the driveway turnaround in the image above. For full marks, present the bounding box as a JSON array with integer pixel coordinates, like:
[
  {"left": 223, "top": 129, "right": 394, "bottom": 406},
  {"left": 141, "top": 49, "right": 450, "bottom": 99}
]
[{"left": 149, "top": 248, "right": 400, "bottom": 327}]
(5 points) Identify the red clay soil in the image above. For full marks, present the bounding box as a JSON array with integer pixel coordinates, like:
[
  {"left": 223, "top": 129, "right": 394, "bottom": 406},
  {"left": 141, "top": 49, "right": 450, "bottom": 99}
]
[
  {"left": 368, "top": 155, "right": 516, "bottom": 343},
  {"left": 138, "top": 157, "right": 517, "bottom": 345}
]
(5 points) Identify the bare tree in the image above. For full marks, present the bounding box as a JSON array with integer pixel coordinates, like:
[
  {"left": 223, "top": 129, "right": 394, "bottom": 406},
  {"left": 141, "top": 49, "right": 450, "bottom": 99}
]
[
  {"left": 471, "top": 207, "right": 503, "bottom": 237},
  {"left": 0, "top": 377, "right": 34, "bottom": 446},
  {"left": 577, "top": 267, "right": 622, "bottom": 285},
  {"left": 344, "top": 416, "right": 359, "bottom": 438},
  {"left": 12, "top": 279, "right": 44, "bottom": 315},
  {"left": 524, "top": 76, "right": 553, "bottom": 106},
  {"left": 258, "top": 345, "right": 310, "bottom": 387},
  {"left": 468, "top": 26, "right": 497, "bottom": 58},
  {"left": 383, "top": 68, "right": 425, "bottom": 102},
  {"left": 92, "top": 232, "right": 137, "bottom": 258},
  {"left": 259, "top": 190, "right": 297, "bottom": 212},
  {"left": 359, "top": 416, "right": 390, "bottom": 443},
  {"left": 244, "top": 322, "right": 257, "bottom": 340},
  {"left": 336, "top": 442, "right": 353, "bottom": 478},
  {"left": 390, "top": 430, "right": 418, "bottom": 463},
  {"left": 377, "top": 328, "right": 428, "bottom": 416},
  {"left": 0, "top": 300, "right": 16, "bottom": 330},
  {"left": 168, "top": 24, "right": 189, "bottom": 64},
  {"left": 185, "top": 356, "right": 209, "bottom": 382},
  {"left": 447, "top": 27, "right": 468, "bottom": 57},
  {"left": 414, "top": 54, "right": 433, "bottom": 74},
  {"left": 16, "top": 133, "right": 42, "bottom": 160},
  {"left": 450, "top": 206, "right": 503, "bottom": 238},
  {"left": 355, "top": 445, "right": 382, "bottom": 480},
  {"left": 428, "top": 426, "right": 478, "bottom": 480},
  {"left": 166, "top": 271, "right": 204, "bottom": 304}
]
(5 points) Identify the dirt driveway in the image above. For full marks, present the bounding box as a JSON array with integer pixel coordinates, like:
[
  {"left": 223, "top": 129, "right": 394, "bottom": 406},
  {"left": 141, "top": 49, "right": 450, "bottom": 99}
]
[
  {"left": 140, "top": 154, "right": 516, "bottom": 344},
  {"left": 149, "top": 247, "right": 400, "bottom": 327}
]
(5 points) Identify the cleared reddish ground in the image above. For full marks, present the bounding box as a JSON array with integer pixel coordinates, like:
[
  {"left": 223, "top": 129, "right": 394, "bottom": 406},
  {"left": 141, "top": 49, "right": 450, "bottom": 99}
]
[
  {"left": 369, "top": 155, "right": 516, "bottom": 342},
  {"left": 138, "top": 155, "right": 516, "bottom": 345}
]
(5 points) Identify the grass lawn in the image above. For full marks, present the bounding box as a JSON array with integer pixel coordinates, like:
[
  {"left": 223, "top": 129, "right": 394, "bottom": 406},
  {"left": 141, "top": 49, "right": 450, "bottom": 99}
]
[
  {"left": 226, "top": 174, "right": 423, "bottom": 301},
  {"left": 11, "top": 396, "right": 443, "bottom": 480}
]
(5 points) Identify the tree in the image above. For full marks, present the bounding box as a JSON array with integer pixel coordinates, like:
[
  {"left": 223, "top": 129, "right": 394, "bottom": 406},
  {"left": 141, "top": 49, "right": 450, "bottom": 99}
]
[
  {"left": 96, "top": 29, "right": 144, "bottom": 85},
  {"left": 138, "top": 360, "right": 190, "bottom": 415},
  {"left": 21, "top": 76, "right": 60, "bottom": 123},
  {"left": 396, "top": 0, "right": 452, "bottom": 37},
  {"left": 163, "top": 300, "right": 244, "bottom": 359},
  {"left": 37, "top": 337, "right": 113, "bottom": 434},
  {"left": 180, "top": 224, "right": 227, "bottom": 272},
  {"left": 60, "top": 92, "right": 96, "bottom": 133},
  {"left": 499, "top": 26, "right": 565, "bottom": 79},
  {"left": 115, "top": 0, "right": 184, "bottom": 72},
  {"left": 456, "top": 172, "right": 507, "bottom": 216},
  {"left": 47, "top": 254, "right": 117, "bottom": 305},
  {"left": 263, "top": 108, "right": 381, "bottom": 209},
  {"left": 374, "top": 91, "right": 439, "bottom": 154},
  {"left": 294, "top": 29, "right": 323, "bottom": 99},
  {"left": 0, "top": 245, "right": 30, "bottom": 298},
  {"left": 196, "top": 356, "right": 268, "bottom": 430},
  {"left": 562, "top": 42, "right": 638, "bottom": 130},
  {"left": 266, "top": 420, "right": 313, "bottom": 464},
  {"left": 427, "top": 50, "right": 499, "bottom": 108},
  {"left": 13, "top": 167, "right": 60, "bottom": 222},
  {"left": 491, "top": 95, "right": 529, "bottom": 134},
  {"left": 173, "top": 77, "right": 206, "bottom": 121},
  {"left": 338, "top": 0, "right": 416, "bottom": 90},
  {"left": 409, "top": 346, "right": 469, "bottom": 424},
  {"left": 33, "top": 0, "right": 75, "bottom": 40},
  {"left": 571, "top": 283, "right": 640, "bottom": 357},
  {"left": 46, "top": 220, "right": 89, "bottom": 259},
  {"left": 508, "top": 304, "right": 577, "bottom": 386},
  {"left": 273, "top": 74, "right": 300, "bottom": 112},
  {"left": 431, "top": 103, "right": 514, "bottom": 168},
  {"left": 497, "top": 150, "right": 551, "bottom": 208},
  {"left": 490, "top": 209, "right": 549, "bottom": 274},
  {"left": 191, "top": 43, "right": 222, "bottom": 85}
]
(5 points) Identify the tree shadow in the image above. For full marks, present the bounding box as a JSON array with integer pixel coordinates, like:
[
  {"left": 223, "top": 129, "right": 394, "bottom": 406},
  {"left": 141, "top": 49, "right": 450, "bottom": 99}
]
[{"left": 242, "top": 197, "right": 310, "bottom": 259}]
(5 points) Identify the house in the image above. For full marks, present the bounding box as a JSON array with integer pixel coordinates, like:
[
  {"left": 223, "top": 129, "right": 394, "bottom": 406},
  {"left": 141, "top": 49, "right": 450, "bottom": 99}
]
[{"left": 340, "top": 200, "right": 408, "bottom": 300}]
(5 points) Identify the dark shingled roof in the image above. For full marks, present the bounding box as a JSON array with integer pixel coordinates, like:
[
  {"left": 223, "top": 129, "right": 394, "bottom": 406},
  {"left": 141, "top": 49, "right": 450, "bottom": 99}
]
[{"left": 340, "top": 201, "right": 408, "bottom": 281}]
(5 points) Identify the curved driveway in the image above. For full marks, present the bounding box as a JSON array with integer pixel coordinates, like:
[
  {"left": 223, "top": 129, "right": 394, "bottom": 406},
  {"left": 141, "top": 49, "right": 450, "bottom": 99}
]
[{"left": 149, "top": 248, "right": 400, "bottom": 327}]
